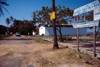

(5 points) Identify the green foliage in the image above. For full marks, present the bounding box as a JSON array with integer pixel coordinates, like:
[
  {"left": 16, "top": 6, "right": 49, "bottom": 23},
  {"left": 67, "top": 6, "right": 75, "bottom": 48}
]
[
  {"left": 9, "top": 18, "right": 36, "bottom": 35},
  {"left": 66, "top": 37, "right": 72, "bottom": 41},
  {"left": 33, "top": 6, "right": 73, "bottom": 25},
  {"left": 68, "top": 51, "right": 73, "bottom": 55},
  {"left": 35, "top": 38, "right": 50, "bottom": 44},
  {"left": 6, "top": 18, "right": 10, "bottom": 25},
  {"left": 57, "top": 37, "right": 72, "bottom": 41},
  {"left": 0, "top": 34, "right": 12, "bottom": 40},
  {"left": 32, "top": 5, "right": 73, "bottom": 42},
  {"left": 0, "top": 0, "right": 9, "bottom": 16}
]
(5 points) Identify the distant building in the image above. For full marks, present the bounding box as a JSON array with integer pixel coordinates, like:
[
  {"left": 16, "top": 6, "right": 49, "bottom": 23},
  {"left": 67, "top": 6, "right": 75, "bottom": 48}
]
[
  {"left": 39, "top": 24, "right": 87, "bottom": 36},
  {"left": 35, "top": 26, "right": 39, "bottom": 35}
]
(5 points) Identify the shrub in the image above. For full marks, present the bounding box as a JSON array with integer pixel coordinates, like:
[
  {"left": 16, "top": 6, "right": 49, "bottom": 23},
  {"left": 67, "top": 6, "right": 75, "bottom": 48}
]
[
  {"left": 41, "top": 34, "right": 44, "bottom": 36},
  {"left": 66, "top": 37, "right": 72, "bottom": 41}
]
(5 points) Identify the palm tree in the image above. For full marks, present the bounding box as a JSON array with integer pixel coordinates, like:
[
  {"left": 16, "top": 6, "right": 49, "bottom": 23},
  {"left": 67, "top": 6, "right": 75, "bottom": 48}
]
[
  {"left": 0, "top": 0, "right": 9, "bottom": 16},
  {"left": 6, "top": 18, "right": 10, "bottom": 34}
]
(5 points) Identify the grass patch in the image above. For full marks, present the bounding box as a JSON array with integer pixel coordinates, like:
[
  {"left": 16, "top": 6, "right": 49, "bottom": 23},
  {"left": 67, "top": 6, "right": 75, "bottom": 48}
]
[
  {"left": 50, "top": 47, "right": 100, "bottom": 66},
  {"left": 80, "top": 38, "right": 100, "bottom": 41},
  {"left": 33, "top": 37, "right": 100, "bottom": 67},
  {"left": 35, "top": 38, "right": 51, "bottom": 44},
  {"left": 0, "top": 34, "right": 12, "bottom": 40},
  {"left": 80, "top": 39, "right": 93, "bottom": 41}
]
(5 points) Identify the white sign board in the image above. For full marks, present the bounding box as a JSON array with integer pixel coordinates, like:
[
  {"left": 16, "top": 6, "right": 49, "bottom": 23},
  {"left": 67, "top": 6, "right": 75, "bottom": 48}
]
[
  {"left": 73, "top": 0, "right": 100, "bottom": 16},
  {"left": 94, "top": 8, "right": 100, "bottom": 20},
  {"left": 73, "top": 20, "right": 100, "bottom": 28}
]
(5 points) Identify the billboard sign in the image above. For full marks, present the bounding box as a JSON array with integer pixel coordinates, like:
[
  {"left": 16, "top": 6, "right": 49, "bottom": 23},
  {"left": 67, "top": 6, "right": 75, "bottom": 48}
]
[
  {"left": 94, "top": 8, "right": 100, "bottom": 20},
  {"left": 73, "top": 0, "right": 100, "bottom": 16},
  {"left": 73, "top": 20, "right": 100, "bottom": 28}
]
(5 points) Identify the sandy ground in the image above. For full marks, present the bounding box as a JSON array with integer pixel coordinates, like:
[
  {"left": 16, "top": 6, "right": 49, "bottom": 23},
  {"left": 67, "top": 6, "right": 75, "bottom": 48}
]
[{"left": 0, "top": 36, "right": 94, "bottom": 67}]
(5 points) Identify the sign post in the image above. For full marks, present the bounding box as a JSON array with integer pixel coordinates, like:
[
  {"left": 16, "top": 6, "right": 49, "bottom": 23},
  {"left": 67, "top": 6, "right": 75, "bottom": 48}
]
[
  {"left": 93, "top": 26, "right": 96, "bottom": 57},
  {"left": 77, "top": 15, "right": 79, "bottom": 51},
  {"left": 73, "top": 0, "right": 100, "bottom": 58}
]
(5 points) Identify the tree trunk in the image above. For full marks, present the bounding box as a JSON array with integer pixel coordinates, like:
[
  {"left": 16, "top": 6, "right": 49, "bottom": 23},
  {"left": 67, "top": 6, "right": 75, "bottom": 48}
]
[
  {"left": 96, "top": 28, "right": 100, "bottom": 37},
  {"left": 56, "top": 26, "right": 63, "bottom": 42},
  {"left": 52, "top": 0, "right": 59, "bottom": 49},
  {"left": 59, "top": 26, "right": 63, "bottom": 42}
]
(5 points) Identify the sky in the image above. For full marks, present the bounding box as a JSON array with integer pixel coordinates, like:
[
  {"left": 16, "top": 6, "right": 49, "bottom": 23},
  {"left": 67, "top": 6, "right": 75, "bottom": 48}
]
[{"left": 0, "top": 0, "right": 99, "bottom": 32}]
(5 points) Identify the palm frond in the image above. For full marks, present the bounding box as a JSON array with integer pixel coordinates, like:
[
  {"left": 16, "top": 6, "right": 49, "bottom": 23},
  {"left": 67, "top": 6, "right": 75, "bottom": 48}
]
[
  {"left": 0, "top": 6, "right": 4, "bottom": 15},
  {"left": 0, "top": 2, "right": 9, "bottom": 6},
  {"left": 0, "top": 4, "right": 9, "bottom": 13},
  {"left": 0, "top": 1, "right": 9, "bottom": 16}
]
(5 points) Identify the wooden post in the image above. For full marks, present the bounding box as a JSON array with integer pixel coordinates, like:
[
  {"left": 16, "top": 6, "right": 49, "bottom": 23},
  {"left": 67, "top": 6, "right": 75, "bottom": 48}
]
[
  {"left": 74, "top": 16, "right": 76, "bottom": 24},
  {"left": 93, "top": 26, "right": 96, "bottom": 57},
  {"left": 77, "top": 15, "right": 79, "bottom": 51},
  {"left": 84, "top": 13, "right": 86, "bottom": 23},
  {"left": 52, "top": 0, "right": 59, "bottom": 49}
]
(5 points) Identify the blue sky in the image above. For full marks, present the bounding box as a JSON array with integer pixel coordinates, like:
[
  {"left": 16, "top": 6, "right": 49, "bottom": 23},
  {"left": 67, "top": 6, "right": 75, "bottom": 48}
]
[{"left": 0, "top": 0, "right": 99, "bottom": 31}]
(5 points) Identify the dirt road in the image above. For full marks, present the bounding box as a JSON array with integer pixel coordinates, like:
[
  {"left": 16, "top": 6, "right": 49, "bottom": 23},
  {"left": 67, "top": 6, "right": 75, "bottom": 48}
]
[{"left": 0, "top": 35, "right": 94, "bottom": 67}]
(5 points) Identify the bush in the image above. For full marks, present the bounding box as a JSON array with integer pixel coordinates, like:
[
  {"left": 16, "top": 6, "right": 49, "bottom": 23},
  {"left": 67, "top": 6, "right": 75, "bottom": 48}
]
[
  {"left": 41, "top": 34, "right": 44, "bottom": 36},
  {"left": 57, "top": 37, "right": 67, "bottom": 41},
  {"left": 35, "top": 38, "right": 50, "bottom": 44},
  {"left": 66, "top": 37, "right": 72, "bottom": 41},
  {"left": 57, "top": 37, "right": 72, "bottom": 41}
]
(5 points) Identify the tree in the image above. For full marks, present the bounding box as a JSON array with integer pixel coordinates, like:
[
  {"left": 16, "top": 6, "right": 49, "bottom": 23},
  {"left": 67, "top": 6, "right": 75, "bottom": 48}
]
[
  {"left": 0, "top": 0, "right": 9, "bottom": 16},
  {"left": 6, "top": 18, "right": 10, "bottom": 34},
  {"left": 56, "top": 5, "right": 73, "bottom": 42},
  {"left": 9, "top": 17, "right": 36, "bottom": 35},
  {"left": 32, "top": 6, "right": 73, "bottom": 42}
]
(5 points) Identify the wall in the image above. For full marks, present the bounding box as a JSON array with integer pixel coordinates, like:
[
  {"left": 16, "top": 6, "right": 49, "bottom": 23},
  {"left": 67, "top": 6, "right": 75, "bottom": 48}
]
[
  {"left": 39, "top": 25, "right": 87, "bottom": 36},
  {"left": 39, "top": 25, "right": 45, "bottom": 35},
  {"left": 56, "top": 27, "right": 87, "bottom": 35}
]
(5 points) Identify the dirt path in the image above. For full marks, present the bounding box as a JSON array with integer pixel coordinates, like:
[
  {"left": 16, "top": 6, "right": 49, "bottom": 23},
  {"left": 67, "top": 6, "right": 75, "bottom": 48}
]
[{"left": 0, "top": 36, "right": 95, "bottom": 67}]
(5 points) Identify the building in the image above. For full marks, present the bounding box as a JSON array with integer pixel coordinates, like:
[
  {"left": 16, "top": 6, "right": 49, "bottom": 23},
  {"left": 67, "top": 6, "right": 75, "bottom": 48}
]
[{"left": 39, "top": 24, "right": 87, "bottom": 36}]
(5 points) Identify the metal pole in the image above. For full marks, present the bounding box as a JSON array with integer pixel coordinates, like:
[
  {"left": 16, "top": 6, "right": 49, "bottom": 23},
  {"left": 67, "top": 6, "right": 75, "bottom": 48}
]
[
  {"left": 49, "top": 26, "right": 50, "bottom": 39},
  {"left": 52, "top": 0, "right": 59, "bottom": 49},
  {"left": 84, "top": 13, "right": 86, "bottom": 23},
  {"left": 48, "top": 25, "right": 50, "bottom": 39},
  {"left": 74, "top": 16, "right": 76, "bottom": 24},
  {"left": 77, "top": 15, "right": 79, "bottom": 51},
  {"left": 93, "top": 26, "right": 96, "bottom": 57}
]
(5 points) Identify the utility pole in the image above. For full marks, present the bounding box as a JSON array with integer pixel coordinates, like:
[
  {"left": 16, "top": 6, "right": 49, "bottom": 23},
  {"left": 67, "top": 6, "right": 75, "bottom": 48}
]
[{"left": 52, "top": 0, "right": 59, "bottom": 49}]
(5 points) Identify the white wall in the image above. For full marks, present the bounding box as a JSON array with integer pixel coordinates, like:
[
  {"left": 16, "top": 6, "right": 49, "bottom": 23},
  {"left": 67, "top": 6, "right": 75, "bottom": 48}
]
[
  {"left": 39, "top": 25, "right": 87, "bottom": 36},
  {"left": 39, "top": 25, "right": 45, "bottom": 35}
]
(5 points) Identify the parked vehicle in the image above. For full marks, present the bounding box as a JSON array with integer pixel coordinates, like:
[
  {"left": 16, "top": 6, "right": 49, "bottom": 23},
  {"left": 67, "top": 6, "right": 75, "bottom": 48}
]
[{"left": 15, "top": 32, "right": 21, "bottom": 36}]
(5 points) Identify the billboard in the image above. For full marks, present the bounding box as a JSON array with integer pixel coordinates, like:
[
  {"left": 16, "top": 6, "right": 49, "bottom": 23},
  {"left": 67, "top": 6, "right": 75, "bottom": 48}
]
[
  {"left": 73, "top": 0, "right": 100, "bottom": 16},
  {"left": 94, "top": 8, "right": 100, "bottom": 20},
  {"left": 73, "top": 20, "right": 99, "bottom": 28}
]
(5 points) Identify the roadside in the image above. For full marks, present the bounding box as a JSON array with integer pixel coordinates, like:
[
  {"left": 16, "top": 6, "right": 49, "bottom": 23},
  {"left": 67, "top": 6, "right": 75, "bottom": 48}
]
[
  {"left": 0, "top": 34, "right": 13, "bottom": 40},
  {"left": 41, "top": 36, "right": 100, "bottom": 58},
  {"left": 0, "top": 35, "right": 100, "bottom": 67}
]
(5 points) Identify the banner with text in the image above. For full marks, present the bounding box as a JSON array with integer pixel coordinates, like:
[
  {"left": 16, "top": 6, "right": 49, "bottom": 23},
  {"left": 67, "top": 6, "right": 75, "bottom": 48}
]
[
  {"left": 94, "top": 8, "right": 100, "bottom": 20},
  {"left": 72, "top": 20, "right": 100, "bottom": 28},
  {"left": 73, "top": 0, "right": 100, "bottom": 16}
]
